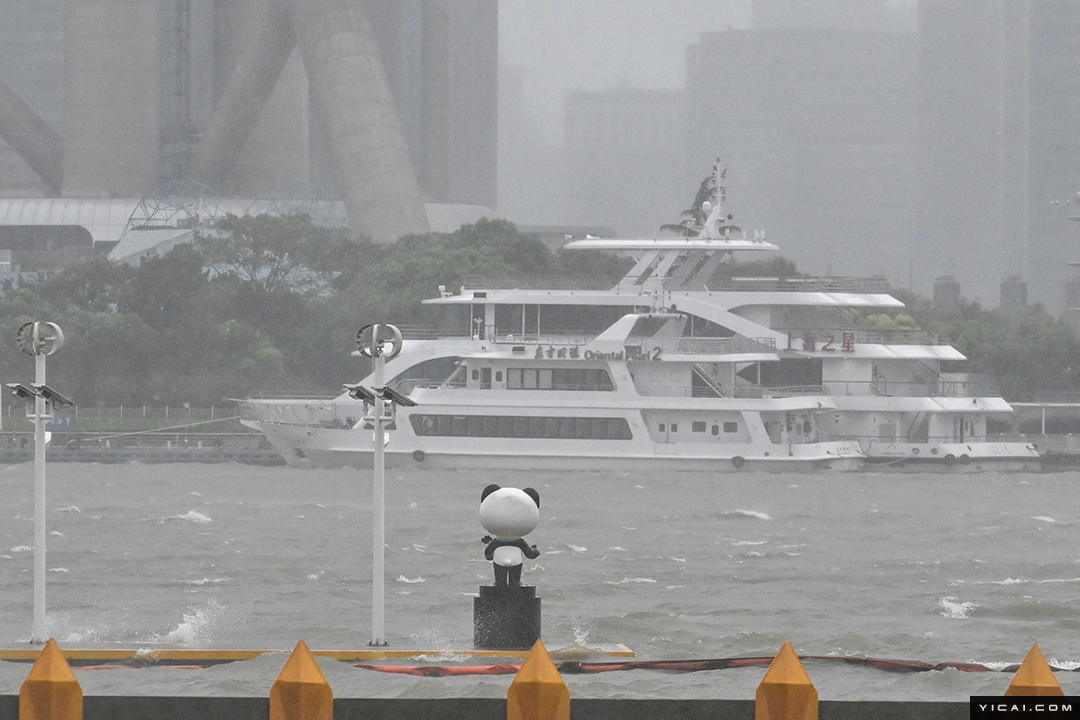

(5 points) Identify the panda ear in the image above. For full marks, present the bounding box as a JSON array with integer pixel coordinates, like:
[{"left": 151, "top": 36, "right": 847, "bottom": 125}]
[
  {"left": 481, "top": 484, "right": 501, "bottom": 503},
  {"left": 523, "top": 487, "right": 540, "bottom": 508}
]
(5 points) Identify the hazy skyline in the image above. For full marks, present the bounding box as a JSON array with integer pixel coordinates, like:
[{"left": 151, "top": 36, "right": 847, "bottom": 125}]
[{"left": 499, "top": 0, "right": 750, "bottom": 144}]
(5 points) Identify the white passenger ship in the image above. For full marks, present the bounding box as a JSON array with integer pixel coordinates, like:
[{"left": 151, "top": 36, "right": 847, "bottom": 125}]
[{"left": 243, "top": 166, "right": 1038, "bottom": 473}]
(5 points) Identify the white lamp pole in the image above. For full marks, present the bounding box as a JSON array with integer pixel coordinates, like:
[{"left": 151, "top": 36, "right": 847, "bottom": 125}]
[
  {"left": 12, "top": 321, "right": 65, "bottom": 644},
  {"left": 349, "top": 323, "right": 405, "bottom": 647},
  {"left": 371, "top": 345, "right": 386, "bottom": 646},
  {"left": 32, "top": 350, "right": 46, "bottom": 644}
]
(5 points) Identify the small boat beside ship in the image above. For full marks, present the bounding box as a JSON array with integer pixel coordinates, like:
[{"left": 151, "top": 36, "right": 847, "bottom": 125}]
[{"left": 242, "top": 162, "right": 1038, "bottom": 473}]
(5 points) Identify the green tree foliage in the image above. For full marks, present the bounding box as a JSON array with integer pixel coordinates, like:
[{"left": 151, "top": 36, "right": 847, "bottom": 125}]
[
  {"left": 2, "top": 216, "right": 629, "bottom": 405},
  {"left": 21, "top": 213, "right": 1078, "bottom": 405}
]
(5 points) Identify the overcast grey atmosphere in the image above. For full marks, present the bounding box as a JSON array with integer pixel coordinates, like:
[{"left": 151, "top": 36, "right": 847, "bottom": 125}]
[{"left": 4, "top": 0, "right": 1080, "bottom": 709}]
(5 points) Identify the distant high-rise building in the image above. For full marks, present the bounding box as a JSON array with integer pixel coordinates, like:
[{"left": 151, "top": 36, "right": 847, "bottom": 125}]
[
  {"left": 1000, "top": 275, "right": 1028, "bottom": 313},
  {"left": 918, "top": 0, "right": 1080, "bottom": 307},
  {"left": 933, "top": 275, "right": 961, "bottom": 313},
  {"left": 563, "top": 88, "right": 686, "bottom": 236},
  {"left": 685, "top": 28, "right": 917, "bottom": 279}
]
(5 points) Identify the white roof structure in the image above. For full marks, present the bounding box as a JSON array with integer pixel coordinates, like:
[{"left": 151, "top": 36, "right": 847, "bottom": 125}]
[
  {"left": 0, "top": 198, "right": 140, "bottom": 245},
  {"left": 0, "top": 198, "right": 494, "bottom": 247},
  {"left": 107, "top": 228, "right": 195, "bottom": 265}
]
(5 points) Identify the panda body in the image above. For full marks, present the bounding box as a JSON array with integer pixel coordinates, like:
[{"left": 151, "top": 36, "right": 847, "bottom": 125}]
[{"left": 479, "top": 484, "right": 541, "bottom": 586}]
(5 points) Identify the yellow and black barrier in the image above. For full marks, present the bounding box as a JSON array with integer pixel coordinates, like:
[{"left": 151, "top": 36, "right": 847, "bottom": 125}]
[{"left": 2, "top": 638, "right": 1075, "bottom": 720}]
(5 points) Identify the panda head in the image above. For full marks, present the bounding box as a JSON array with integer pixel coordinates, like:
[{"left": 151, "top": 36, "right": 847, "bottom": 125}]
[{"left": 479, "top": 484, "right": 540, "bottom": 539}]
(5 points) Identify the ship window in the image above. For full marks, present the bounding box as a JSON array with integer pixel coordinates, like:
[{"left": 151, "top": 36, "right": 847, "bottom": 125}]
[
  {"left": 692, "top": 421, "right": 706, "bottom": 433},
  {"left": 575, "top": 418, "right": 591, "bottom": 439},
  {"left": 471, "top": 369, "right": 479, "bottom": 381},
  {"left": 724, "top": 422, "right": 739, "bottom": 433},
  {"left": 560, "top": 418, "right": 575, "bottom": 438},
  {"left": 409, "top": 414, "right": 632, "bottom": 440},
  {"left": 495, "top": 371, "right": 503, "bottom": 382},
  {"left": 514, "top": 418, "right": 530, "bottom": 438},
  {"left": 658, "top": 423, "right": 666, "bottom": 432},
  {"left": 503, "top": 367, "right": 613, "bottom": 391},
  {"left": 711, "top": 424, "right": 719, "bottom": 436},
  {"left": 545, "top": 417, "right": 560, "bottom": 438},
  {"left": 670, "top": 423, "right": 678, "bottom": 433}
]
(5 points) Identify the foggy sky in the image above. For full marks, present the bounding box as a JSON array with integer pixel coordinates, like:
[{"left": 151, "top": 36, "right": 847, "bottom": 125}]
[{"left": 499, "top": 0, "right": 750, "bottom": 144}]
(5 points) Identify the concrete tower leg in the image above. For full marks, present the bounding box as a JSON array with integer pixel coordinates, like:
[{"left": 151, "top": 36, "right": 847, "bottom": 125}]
[
  {"left": 289, "top": 0, "right": 429, "bottom": 242},
  {"left": 0, "top": 76, "right": 63, "bottom": 195},
  {"left": 189, "top": 0, "right": 295, "bottom": 188}
]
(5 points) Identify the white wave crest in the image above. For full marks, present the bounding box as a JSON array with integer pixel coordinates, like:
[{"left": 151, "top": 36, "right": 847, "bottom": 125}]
[
  {"left": 604, "top": 577, "right": 657, "bottom": 585},
  {"left": 731, "top": 540, "right": 768, "bottom": 546},
  {"left": 10, "top": 545, "right": 30, "bottom": 553},
  {"left": 56, "top": 506, "right": 80, "bottom": 513},
  {"left": 569, "top": 544, "right": 588, "bottom": 553},
  {"left": 976, "top": 577, "right": 1027, "bottom": 585},
  {"left": 396, "top": 575, "right": 425, "bottom": 584},
  {"left": 1031, "top": 516, "right": 1057, "bottom": 523},
  {"left": 184, "top": 578, "right": 228, "bottom": 586},
  {"left": 48, "top": 567, "right": 69, "bottom": 573},
  {"left": 160, "top": 600, "right": 222, "bottom": 643},
  {"left": 726, "top": 509, "right": 772, "bottom": 520},
  {"left": 939, "top": 596, "right": 976, "bottom": 619},
  {"left": 172, "top": 511, "right": 212, "bottom": 524}
]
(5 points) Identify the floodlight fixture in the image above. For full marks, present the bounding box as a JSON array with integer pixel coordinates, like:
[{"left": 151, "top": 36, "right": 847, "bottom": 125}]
[
  {"left": 344, "top": 383, "right": 378, "bottom": 402},
  {"left": 32, "top": 384, "right": 73, "bottom": 408},
  {"left": 6, "top": 383, "right": 36, "bottom": 400},
  {"left": 376, "top": 385, "right": 418, "bottom": 408}
]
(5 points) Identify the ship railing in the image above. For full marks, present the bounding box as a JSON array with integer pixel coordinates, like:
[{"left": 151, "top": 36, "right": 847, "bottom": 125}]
[
  {"left": 732, "top": 385, "right": 826, "bottom": 398},
  {"left": 462, "top": 275, "right": 617, "bottom": 291},
  {"left": 707, "top": 276, "right": 891, "bottom": 293},
  {"left": 388, "top": 378, "right": 466, "bottom": 393},
  {"left": 395, "top": 325, "right": 473, "bottom": 340},
  {"left": 493, "top": 334, "right": 592, "bottom": 347},
  {"left": 244, "top": 400, "right": 351, "bottom": 428},
  {"left": 840, "top": 434, "right": 1014, "bottom": 445},
  {"left": 673, "top": 337, "right": 777, "bottom": 355},
  {"left": 654, "top": 385, "right": 825, "bottom": 398},
  {"left": 776, "top": 328, "right": 950, "bottom": 346},
  {"left": 821, "top": 380, "right": 989, "bottom": 397}
]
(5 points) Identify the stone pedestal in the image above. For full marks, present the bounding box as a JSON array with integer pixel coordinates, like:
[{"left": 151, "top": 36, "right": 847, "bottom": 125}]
[{"left": 473, "top": 585, "right": 541, "bottom": 649}]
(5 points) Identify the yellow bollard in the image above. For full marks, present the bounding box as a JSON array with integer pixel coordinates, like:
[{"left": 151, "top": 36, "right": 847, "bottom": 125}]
[
  {"left": 755, "top": 641, "right": 818, "bottom": 720},
  {"left": 1005, "top": 644, "right": 1064, "bottom": 697},
  {"left": 270, "top": 640, "right": 334, "bottom": 720},
  {"left": 19, "top": 638, "right": 82, "bottom": 720},
  {"left": 507, "top": 639, "right": 570, "bottom": 720}
]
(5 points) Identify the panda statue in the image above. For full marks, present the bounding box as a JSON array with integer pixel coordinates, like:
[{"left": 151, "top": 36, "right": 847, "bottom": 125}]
[{"left": 479, "top": 484, "right": 541, "bottom": 587}]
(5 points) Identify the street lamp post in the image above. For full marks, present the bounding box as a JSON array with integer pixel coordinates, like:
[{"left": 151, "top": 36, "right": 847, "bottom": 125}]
[
  {"left": 347, "top": 323, "right": 414, "bottom": 647},
  {"left": 9, "top": 321, "right": 70, "bottom": 644}
]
